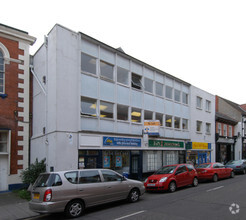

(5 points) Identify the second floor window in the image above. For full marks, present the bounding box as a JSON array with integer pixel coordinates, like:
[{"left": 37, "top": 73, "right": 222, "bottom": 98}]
[
  {"left": 144, "top": 78, "right": 153, "bottom": 93},
  {"left": 131, "top": 73, "right": 142, "bottom": 90},
  {"left": 117, "top": 67, "right": 129, "bottom": 85},
  {"left": 81, "top": 97, "right": 97, "bottom": 117},
  {"left": 100, "top": 101, "right": 114, "bottom": 119},
  {"left": 223, "top": 124, "right": 227, "bottom": 136},
  {"left": 0, "top": 50, "right": 4, "bottom": 93},
  {"left": 196, "top": 121, "right": 202, "bottom": 132},
  {"left": 81, "top": 53, "right": 97, "bottom": 75},
  {"left": 206, "top": 123, "right": 211, "bottom": 134},
  {"left": 196, "top": 97, "right": 202, "bottom": 109},
  {"left": 100, "top": 61, "right": 114, "bottom": 80},
  {"left": 206, "top": 100, "right": 211, "bottom": 112}
]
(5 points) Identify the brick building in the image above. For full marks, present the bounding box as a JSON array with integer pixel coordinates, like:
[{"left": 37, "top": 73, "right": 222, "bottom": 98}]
[{"left": 0, "top": 24, "right": 35, "bottom": 191}]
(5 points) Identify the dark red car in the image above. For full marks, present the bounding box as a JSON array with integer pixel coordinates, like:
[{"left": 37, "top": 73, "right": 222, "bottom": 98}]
[
  {"left": 144, "top": 164, "right": 198, "bottom": 192},
  {"left": 196, "top": 162, "right": 234, "bottom": 182}
]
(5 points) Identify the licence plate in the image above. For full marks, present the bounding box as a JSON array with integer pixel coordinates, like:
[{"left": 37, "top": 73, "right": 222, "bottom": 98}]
[
  {"left": 147, "top": 183, "right": 156, "bottom": 187},
  {"left": 33, "top": 193, "right": 40, "bottom": 199}
]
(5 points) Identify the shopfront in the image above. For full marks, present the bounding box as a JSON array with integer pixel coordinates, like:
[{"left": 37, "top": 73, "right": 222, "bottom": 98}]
[
  {"left": 216, "top": 137, "right": 235, "bottom": 164},
  {"left": 186, "top": 142, "right": 212, "bottom": 166}
]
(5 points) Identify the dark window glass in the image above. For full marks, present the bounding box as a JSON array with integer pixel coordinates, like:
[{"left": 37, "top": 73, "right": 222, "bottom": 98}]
[
  {"left": 100, "top": 61, "right": 114, "bottom": 80},
  {"left": 81, "top": 97, "right": 97, "bottom": 117},
  {"left": 79, "top": 170, "right": 101, "bottom": 184},
  {"left": 117, "top": 105, "right": 128, "bottom": 121},
  {"left": 81, "top": 53, "right": 97, "bottom": 75},
  {"left": 131, "top": 73, "right": 142, "bottom": 90}
]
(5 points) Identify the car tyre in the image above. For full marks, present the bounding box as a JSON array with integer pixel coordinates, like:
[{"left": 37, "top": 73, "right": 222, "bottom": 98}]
[
  {"left": 230, "top": 171, "right": 235, "bottom": 178},
  {"left": 168, "top": 181, "right": 176, "bottom": 193},
  {"left": 192, "top": 177, "right": 198, "bottom": 187},
  {"left": 128, "top": 188, "right": 140, "bottom": 203},
  {"left": 212, "top": 174, "right": 218, "bottom": 182},
  {"left": 65, "top": 200, "right": 84, "bottom": 218}
]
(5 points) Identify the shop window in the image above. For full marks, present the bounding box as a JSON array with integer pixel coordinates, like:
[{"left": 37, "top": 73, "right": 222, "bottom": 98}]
[
  {"left": 0, "top": 132, "right": 7, "bottom": 152},
  {"left": 144, "top": 110, "right": 153, "bottom": 120},
  {"left": 155, "top": 82, "right": 163, "bottom": 96},
  {"left": 0, "top": 50, "right": 4, "bottom": 93},
  {"left": 182, "top": 119, "right": 188, "bottom": 130},
  {"left": 131, "top": 107, "right": 141, "bottom": 123},
  {"left": 79, "top": 170, "right": 101, "bottom": 184},
  {"left": 165, "top": 115, "right": 172, "bottom": 128},
  {"left": 131, "top": 73, "right": 142, "bottom": 90},
  {"left": 100, "top": 101, "right": 114, "bottom": 119},
  {"left": 156, "top": 113, "right": 163, "bottom": 126},
  {"left": 196, "top": 121, "right": 202, "bottom": 132},
  {"left": 117, "top": 66, "right": 129, "bottom": 85},
  {"left": 81, "top": 97, "right": 97, "bottom": 117},
  {"left": 117, "top": 104, "right": 128, "bottom": 121},
  {"left": 147, "top": 153, "right": 158, "bottom": 171},
  {"left": 206, "top": 123, "right": 211, "bottom": 134},
  {"left": 206, "top": 100, "right": 211, "bottom": 112},
  {"left": 100, "top": 60, "right": 114, "bottom": 80},
  {"left": 163, "top": 151, "right": 178, "bottom": 166},
  {"left": 182, "top": 92, "right": 188, "bottom": 105},
  {"left": 196, "top": 96, "right": 202, "bottom": 109},
  {"left": 144, "top": 78, "right": 153, "bottom": 93},
  {"left": 174, "top": 90, "right": 181, "bottom": 102},
  {"left": 165, "top": 86, "right": 173, "bottom": 99},
  {"left": 81, "top": 53, "right": 97, "bottom": 75},
  {"left": 174, "top": 117, "right": 180, "bottom": 129}
]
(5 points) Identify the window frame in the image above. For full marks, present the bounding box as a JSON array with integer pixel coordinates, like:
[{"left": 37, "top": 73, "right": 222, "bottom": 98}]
[
  {"left": 131, "top": 107, "right": 142, "bottom": 123},
  {"left": 117, "top": 104, "right": 128, "bottom": 121},
  {"left": 196, "top": 121, "right": 202, "bottom": 133},
  {"left": 174, "top": 117, "right": 181, "bottom": 129},
  {"left": 182, "top": 92, "right": 188, "bottom": 105},
  {"left": 81, "top": 97, "right": 97, "bottom": 117},
  {"left": 131, "top": 73, "right": 143, "bottom": 90},
  {"left": 182, "top": 118, "right": 188, "bottom": 130},
  {"left": 165, "top": 115, "right": 173, "bottom": 128},
  {"left": 144, "top": 77, "right": 153, "bottom": 93},
  {"left": 206, "top": 100, "right": 211, "bottom": 112},
  {"left": 196, "top": 96, "right": 202, "bottom": 109},
  {"left": 117, "top": 66, "right": 129, "bottom": 86},
  {"left": 165, "top": 86, "right": 173, "bottom": 99},
  {"left": 155, "top": 82, "right": 163, "bottom": 97},
  {"left": 100, "top": 101, "right": 114, "bottom": 119},
  {"left": 100, "top": 60, "right": 114, "bottom": 81},
  {"left": 206, "top": 123, "right": 211, "bottom": 134},
  {"left": 174, "top": 89, "right": 181, "bottom": 102}
]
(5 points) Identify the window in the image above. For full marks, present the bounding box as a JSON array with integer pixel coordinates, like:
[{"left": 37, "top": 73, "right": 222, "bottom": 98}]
[
  {"left": 182, "top": 119, "right": 188, "bottom": 130},
  {"left": 65, "top": 171, "right": 78, "bottom": 184},
  {"left": 81, "top": 53, "right": 97, "bottom": 75},
  {"left": 174, "top": 90, "right": 181, "bottom": 102},
  {"left": 229, "top": 126, "right": 232, "bottom": 137},
  {"left": 186, "top": 164, "right": 195, "bottom": 172},
  {"left": 100, "top": 101, "right": 114, "bottom": 119},
  {"left": 81, "top": 97, "right": 97, "bottom": 117},
  {"left": 0, "top": 50, "right": 4, "bottom": 93},
  {"left": 155, "top": 82, "right": 163, "bottom": 96},
  {"left": 51, "top": 174, "right": 62, "bottom": 187},
  {"left": 176, "top": 165, "right": 187, "bottom": 174},
  {"left": 131, "top": 73, "right": 142, "bottom": 90},
  {"left": 117, "top": 66, "right": 128, "bottom": 85},
  {"left": 174, "top": 117, "right": 180, "bottom": 129},
  {"left": 206, "top": 100, "right": 211, "bottom": 112},
  {"left": 144, "top": 78, "right": 153, "bottom": 93},
  {"left": 144, "top": 110, "right": 153, "bottom": 120},
  {"left": 196, "top": 121, "right": 202, "bottom": 132},
  {"left": 148, "top": 153, "right": 158, "bottom": 171},
  {"left": 156, "top": 113, "right": 163, "bottom": 126},
  {"left": 163, "top": 151, "right": 178, "bottom": 166},
  {"left": 196, "top": 96, "right": 202, "bottom": 109},
  {"left": 131, "top": 108, "right": 141, "bottom": 123},
  {"left": 223, "top": 124, "right": 227, "bottom": 136},
  {"left": 100, "top": 60, "right": 114, "bottom": 80},
  {"left": 79, "top": 170, "right": 101, "bottom": 184},
  {"left": 101, "top": 170, "right": 122, "bottom": 182},
  {"left": 182, "top": 92, "right": 188, "bottom": 105},
  {"left": 117, "top": 104, "right": 128, "bottom": 121},
  {"left": 0, "top": 132, "right": 7, "bottom": 152},
  {"left": 165, "top": 86, "right": 173, "bottom": 99},
  {"left": 218, "top": 123, "right": 222, "bottom": 135},
  {"left": 206, "top": 123, "right": 211, "bottom": 134},
  {"left": 165, "top": 115, "right": 172, "bottom": 128}
]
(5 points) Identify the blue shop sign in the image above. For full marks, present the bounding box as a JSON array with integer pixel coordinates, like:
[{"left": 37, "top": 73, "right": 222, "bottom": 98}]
[{"left": 103, "top": 136, "right": 141, "bottom": 147}]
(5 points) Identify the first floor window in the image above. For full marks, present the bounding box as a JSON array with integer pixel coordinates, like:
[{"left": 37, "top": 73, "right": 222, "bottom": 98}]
[
  {"left": 81, "top": 97, "right": 97, "bottom": 117},
  {"left": 223, "top": 124, "right": 227, "bottom": 137},
  {"left": 117, "top": 105, "right": 128, "bottom": 121},
  {"left": 0, "top": 132, "right": 7, "bottom": 152},
  {"left": 229, "top": 126, "right": 232, "bottom": 137},
  {"left": 174, "top": 117, "right": 181, "bottom": 129},
  {"left": 206, "top": 123, "right": 211, "bottom": 134},
  {"left": 196, "top": 121, "right": 202, "bottom": 132},
  {"left": 131, "top": 108, "right": 141, "bottom": 123},
  {"left": 165, "top": 115, "right": 172, "bottom": 128},
  {"left": 156, "top": 113, "right": 163, "bottom": 126},
  {"left": 144, "top": 110, "right": 153, "bottom": 120},
  {"left": 100, "top": 101, "right": 114, "bottom": 119},
  {"left": 182, "top": 119, "right": 188, "bottom": 130}
]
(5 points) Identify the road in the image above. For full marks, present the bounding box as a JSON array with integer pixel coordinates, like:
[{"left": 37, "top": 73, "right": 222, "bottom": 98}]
[{"left": 28, "top": 174, "right": 246, "bottom": 220}]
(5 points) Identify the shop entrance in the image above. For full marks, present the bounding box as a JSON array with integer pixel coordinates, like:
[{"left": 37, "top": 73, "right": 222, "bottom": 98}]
[
  {"left": 198, "top": 153, "right": 207, "bottom": 165},
  {"left": 130, "top": 151, "right": 142, "bottom": 180},
  {"left": 86, "top": 157, "right": 98, "bottom": 168}
]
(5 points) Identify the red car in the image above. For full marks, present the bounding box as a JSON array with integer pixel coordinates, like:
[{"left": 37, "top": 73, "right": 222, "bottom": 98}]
[
  {"left": 196, "top": 163, "right": 234, "bottom": 182},
  {"left": 144, "top": 164, "right": 198, "bottom": 192}
]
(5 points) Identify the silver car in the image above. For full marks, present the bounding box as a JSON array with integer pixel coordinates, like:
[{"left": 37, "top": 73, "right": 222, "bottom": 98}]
[{"left": 29, "top": 169, "right": 145, "bottom": 218}]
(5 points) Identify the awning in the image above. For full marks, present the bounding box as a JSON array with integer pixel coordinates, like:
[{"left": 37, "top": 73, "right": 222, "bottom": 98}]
[{"left": 217, "top": 137, "right": 234, "bottom": 144}]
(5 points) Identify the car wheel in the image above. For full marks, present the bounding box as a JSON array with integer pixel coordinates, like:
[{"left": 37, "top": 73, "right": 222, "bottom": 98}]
[
  {"left": 65, "top": 200, "right": 84, "bottom": 218},
  {"left": 128, "top": 188, "right": 140, "bottom": 203},
  {"left": 212, "top": 174, "right": 218, "bottom": 182},
  {"left": 168, "top": 181, "right": 176, "bottom": 193},
  {"left": 230, "top": 171, "right": 235, "bottom": 178},
  {"left": 192, "top": 177, "right": 198, "bottom": 187}
]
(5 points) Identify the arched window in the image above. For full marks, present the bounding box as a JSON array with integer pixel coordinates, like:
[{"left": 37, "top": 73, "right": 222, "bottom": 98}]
[{"left": 0, "top": 50, "right": 4, "bottom": 93}]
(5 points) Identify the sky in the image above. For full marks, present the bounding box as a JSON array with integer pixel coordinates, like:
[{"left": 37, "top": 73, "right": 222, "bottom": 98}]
[{"left": 2, "top": 0, "right": 246, "bottom": 104}]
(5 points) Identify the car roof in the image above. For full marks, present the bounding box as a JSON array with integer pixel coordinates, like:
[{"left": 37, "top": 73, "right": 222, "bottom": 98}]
[{"left": 40, "top": 168, "right": 117, "bottom": 175}]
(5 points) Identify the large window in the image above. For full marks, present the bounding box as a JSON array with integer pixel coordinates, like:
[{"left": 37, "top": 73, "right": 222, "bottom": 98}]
[
  {"left": 144, "top": 110, "right": 153, "bottom": 120},
  {"left": 182, "top": 92, "right": 188, "bottom": 105},
  {"left": 144, "top": 78, "right": 153, "bottom": 93},
  {"left": 117, "top": 67, "right": 128, "bottom": 85},
  {"left": 165, "top": 115, "right": 172, "bottom": 128},
  {"left": 100, "top": 101, "right": 114, "bottom": 119},
  {"left": 0, "top": 50, "right": 4, "bottom": 93},
  {"left": 81, "top": 97, "right": 97, "bottom": 117},
  {"left": 174, "top": 90, "right": 181, "bottom": 102},
  {"left": 148, "top": 153, "right": 158, "bottom": 171},
  {"left": 182, "top": 119, "right": 188, "bottom": 130},
  {"left": 81, "top": 53, "right": 97, "bottom": 75},
  {"left": 155, "top": 82, "right": 163, "bottom": 96},
  {"left": 156, "top": 113, "right": 163, "bottom": 126},
  {"left": 0, "top": 132, "right": 7, "bottom": 152},
  {"left": 131, "top": 108, "right": 141, "bottom": 123},
  {"left": 100, "top": 60, "right": 114, "bottom": 80},
  {"left": 131, "top": 73, "right": 142, "bottom": 90},
  {"left": 165, "top": 86, "right": 173, "bottom": 99},
  {"left": 117, "top": 105, "right": 128, "bottom": 121},
  {"left": 174, "top": 117, "right": 180, "bottom": 129}
]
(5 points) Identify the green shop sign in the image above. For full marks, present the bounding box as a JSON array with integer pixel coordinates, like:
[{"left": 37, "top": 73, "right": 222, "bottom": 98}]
[{"left": 149, "top": 140, "right": 184, "bottom": 148}]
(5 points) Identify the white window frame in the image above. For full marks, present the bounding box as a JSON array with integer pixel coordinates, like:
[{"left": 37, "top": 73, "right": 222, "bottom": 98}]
[
  {"left": 206, "top": 123, "right": 211, "bottom": 134},
  {"left": 100, "top": 60, "right": 114, "bottom": 81},
  {"left": 206, "top": 100, "right": 211, "bottom": 112},
  {"left": 196, "top": 96, "right": 202, "bottom": 109},
  {"left": 196, "top": 121, "right": 202, "bottom": 133},
  {"left": 81, "top": 52, "right": 97, "bottom": 75}
]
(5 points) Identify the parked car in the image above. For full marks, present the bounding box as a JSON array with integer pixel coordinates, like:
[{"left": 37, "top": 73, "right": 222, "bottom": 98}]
[
  {"left": 196, "top": 163, "right": 234, "bottom": 182},
  {"left": 144, "top": 164, "right": 198, "bottom": 193},
  {"left": 29, "top": 169, "right": 145, "bottom": 218},
  {"left": 225, "top": 160, "right": 246, "bottom": 174}
]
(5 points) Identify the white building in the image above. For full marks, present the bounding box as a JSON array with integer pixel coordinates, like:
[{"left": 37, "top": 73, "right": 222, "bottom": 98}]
[
  {"left": 188, "top": 86, "right": 216, "bottom": 165},
  {"left": 31, "top": 24, "right": 192, "bottom": 179}
]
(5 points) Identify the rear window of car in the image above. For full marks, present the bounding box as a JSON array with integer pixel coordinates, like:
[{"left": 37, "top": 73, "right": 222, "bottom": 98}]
[
  {"left": 34, "top": 174, "right": 62, "bottom": 187},
  {"left": 196, "top": 164, "right": 211, "bottom": 168}
]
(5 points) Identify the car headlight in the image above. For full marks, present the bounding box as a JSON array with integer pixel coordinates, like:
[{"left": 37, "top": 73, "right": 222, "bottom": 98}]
[
  {"left": 144, "top": 178, "right": 148, "bottom": 183},
  {"left": 159, "top": 177, "right": 168, "bottom": 182}
]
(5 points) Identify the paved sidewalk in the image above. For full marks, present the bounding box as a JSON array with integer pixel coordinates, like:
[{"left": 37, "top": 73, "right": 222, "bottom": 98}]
[{"left": 0, "top": 191, "right": 39, "bottom": 220}]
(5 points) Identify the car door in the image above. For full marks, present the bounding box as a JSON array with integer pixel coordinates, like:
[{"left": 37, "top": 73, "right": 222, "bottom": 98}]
[
  {"left": 175, "top": 165, "right": 190, "bottom": 187},
  {"left": 101, "top": 169, "right": 130, "bottom": 202}
]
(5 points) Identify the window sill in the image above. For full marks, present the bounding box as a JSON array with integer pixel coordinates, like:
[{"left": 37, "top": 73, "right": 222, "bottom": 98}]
[{"left": 0, "top": 94, "right": 7, "bottom": 99}]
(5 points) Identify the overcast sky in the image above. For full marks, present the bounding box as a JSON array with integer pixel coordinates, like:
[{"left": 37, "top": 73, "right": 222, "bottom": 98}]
[{"left": 2, "top": 0, "right": 246, "bottom": 104}]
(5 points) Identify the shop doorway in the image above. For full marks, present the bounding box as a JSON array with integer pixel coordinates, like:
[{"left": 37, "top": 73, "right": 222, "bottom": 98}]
[
  {"left": 130, "top": 151, "right": 142, "bottom": 180},
  {"left": 198, "top": 153, "right": 207, "bottom": 165},
  {"left": 86, "top": 157, "right": 98, "bottom": 168}
]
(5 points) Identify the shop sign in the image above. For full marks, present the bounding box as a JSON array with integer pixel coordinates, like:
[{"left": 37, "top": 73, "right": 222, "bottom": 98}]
[
  {"left": 144, "top": 120, "right": 160, "bottom": 136},
  {"left": 186, "top": 142, "right": 211, "bottom": 150},
  {"left": 149, "top": 140, "right": 184, "bottom": 148},
  {"left": 103, "top": 136, "right": 141, "bottom": 147}
]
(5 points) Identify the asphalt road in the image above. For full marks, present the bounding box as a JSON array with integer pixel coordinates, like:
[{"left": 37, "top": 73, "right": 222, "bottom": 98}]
[{"left": 29, "top": 174, "right": 246, "bottom": 220}]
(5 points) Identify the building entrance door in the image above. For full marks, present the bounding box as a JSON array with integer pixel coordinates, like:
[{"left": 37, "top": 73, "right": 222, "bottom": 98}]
[{"left": 0, "top": 155, "right": 8, "bottom": 191}]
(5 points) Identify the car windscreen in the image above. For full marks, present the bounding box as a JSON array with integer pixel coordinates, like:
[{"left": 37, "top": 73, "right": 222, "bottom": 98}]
[
  {"left": 196, "top": 164, "right": 211, "bottom": 168},
  {"left": 226, "top": 160, "right": 242, "bottom": 165},
  {"left": 155, "top": 166, "right": 177, "bottom": 174}
]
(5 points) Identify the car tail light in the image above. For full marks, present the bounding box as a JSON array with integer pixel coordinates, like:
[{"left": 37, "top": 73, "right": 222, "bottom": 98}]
[
  {"left": 43, "top": 189, "right": 52, "bottom": 202},
  {"left": 236, "top": 166, "right": 241, "bottom": 168}
]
